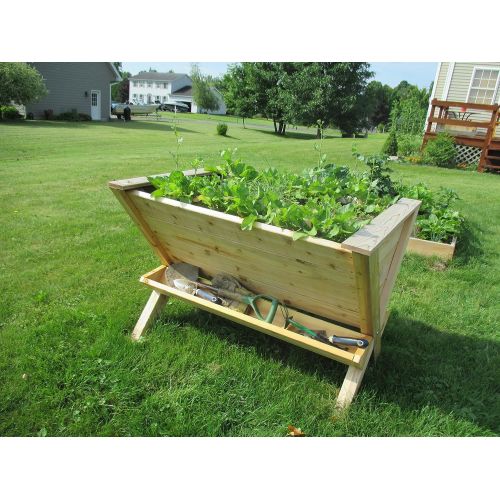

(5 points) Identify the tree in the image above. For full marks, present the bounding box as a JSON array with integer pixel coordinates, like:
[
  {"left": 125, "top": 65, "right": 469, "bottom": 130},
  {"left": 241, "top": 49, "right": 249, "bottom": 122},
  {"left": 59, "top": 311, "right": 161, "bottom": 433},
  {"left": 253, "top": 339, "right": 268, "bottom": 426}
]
[
  {"left": 287, "top": 63, "right": 373, "bottom": 137},
  {"left": 362, "top": 80, "right": 393, "bottom": 128},
  {"left": 191, "top": 64, "right": 219, "bottom": 112},
  {"left": 111, "top": 71, "right": 131, "bottom": 102},
  {"left": 0, "top": 63, "right": 47, "bottom": 106},
  {"left": 389, "top": 83, "right": 431, "bottom": 135},
  {"left": 221, "top": 64, "right": 256, "bottom": 127}
]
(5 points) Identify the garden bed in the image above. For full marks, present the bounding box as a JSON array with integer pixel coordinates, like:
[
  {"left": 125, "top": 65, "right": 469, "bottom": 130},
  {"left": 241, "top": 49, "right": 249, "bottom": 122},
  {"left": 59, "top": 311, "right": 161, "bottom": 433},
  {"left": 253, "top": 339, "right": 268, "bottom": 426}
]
[
  {"left": 407, "top": 236, "right": 457, "bottom": 260},
  {"left": 109, "top": 168, "right": 421, "bottom": 408}
]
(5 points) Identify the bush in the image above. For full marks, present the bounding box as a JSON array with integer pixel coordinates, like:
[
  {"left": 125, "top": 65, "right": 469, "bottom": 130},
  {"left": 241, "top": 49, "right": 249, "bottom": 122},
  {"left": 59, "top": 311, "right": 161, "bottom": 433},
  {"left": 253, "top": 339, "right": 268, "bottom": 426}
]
[
  {"left": 381, "top": 130, "right": 398, "bottom": 156},
  {"left": 0, "top": 105, "right": 22, "bottom": 120},
  {"left": 397, "top": 134, "right": 421, "bottom": 157},
  {"left": 216, "top": 123, "right": 228, "bottom": 136},
  {"left": 423, "top": 132, "right": 457, "bottom": 167},
  {"left": 376, "top": 122, "right": 387, "bottom": 133},
  {"left": 54, "top": 109, "right": 90, "bottom": 122},
  {"left": 43, "top": 109, "right": 54, "bottom": 120}
]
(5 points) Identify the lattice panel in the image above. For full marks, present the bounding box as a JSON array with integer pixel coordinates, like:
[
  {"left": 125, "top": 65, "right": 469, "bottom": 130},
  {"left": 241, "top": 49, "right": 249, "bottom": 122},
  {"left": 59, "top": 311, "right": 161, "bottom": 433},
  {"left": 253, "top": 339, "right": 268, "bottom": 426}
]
[{"left": 455, "top": 144, "right": 481, "bottom": 166}]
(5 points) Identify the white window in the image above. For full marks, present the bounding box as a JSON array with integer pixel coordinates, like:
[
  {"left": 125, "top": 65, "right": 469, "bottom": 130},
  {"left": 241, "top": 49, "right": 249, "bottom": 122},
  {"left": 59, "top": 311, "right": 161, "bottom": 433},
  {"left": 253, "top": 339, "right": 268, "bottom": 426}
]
[
  {"left": 139, "top": 81, "right": 144, "bottom": 88},
  {"left": 133, "top": 93, "right": 137, "bottom": 99},
  {"left": 163, "top": 83, "right": 167, "bottom": 89},
  {"left": 156, "top": 83, "right": 161, "bottom": 88},
  {"left": 156, "top": 95, "right": 160, "bottom": 101},
  {"left": 148, "top": 81, "right": 152, "bottom": 88},
  {"left": 162, "top": 96, "right": 167, "bottom": 103},
  {"left": 467, "top": 67, "right": 500, "bottom": 104}
]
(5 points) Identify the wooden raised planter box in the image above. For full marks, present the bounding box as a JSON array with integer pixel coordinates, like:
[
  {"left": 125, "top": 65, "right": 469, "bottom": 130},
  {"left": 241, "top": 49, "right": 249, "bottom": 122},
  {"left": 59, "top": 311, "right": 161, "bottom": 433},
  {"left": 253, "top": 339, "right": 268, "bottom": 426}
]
[
  {"left": 109, "top": 169, "right": 421, "bottom": 408},
  {"left": 407, "top": 236, "right": 457, "bottom": 261}
]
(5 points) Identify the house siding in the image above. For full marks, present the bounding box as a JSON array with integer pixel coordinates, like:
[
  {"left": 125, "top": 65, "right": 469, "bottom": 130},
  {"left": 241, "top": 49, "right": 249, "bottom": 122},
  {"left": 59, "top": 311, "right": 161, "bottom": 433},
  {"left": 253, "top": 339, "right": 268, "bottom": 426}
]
[
  {"left": 26, "top": 63, "right": 118, "bottom": 120},
  {"left": 434, "top": 62, "right": 449, "bottom": 99}
]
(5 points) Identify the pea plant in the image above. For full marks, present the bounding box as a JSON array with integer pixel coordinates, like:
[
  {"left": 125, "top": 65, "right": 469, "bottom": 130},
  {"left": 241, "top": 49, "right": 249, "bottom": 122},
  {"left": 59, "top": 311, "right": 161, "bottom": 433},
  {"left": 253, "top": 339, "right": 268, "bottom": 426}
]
[{"left": 150, "top": 149, "right": 464, "bottom": 244}]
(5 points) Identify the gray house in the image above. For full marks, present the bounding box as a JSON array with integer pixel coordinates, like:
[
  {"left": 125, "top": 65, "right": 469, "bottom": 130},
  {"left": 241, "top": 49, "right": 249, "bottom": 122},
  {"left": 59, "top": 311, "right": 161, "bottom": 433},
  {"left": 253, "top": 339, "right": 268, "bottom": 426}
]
[{"left": 26, "top": 62, "right": 121, "bottom": 120}]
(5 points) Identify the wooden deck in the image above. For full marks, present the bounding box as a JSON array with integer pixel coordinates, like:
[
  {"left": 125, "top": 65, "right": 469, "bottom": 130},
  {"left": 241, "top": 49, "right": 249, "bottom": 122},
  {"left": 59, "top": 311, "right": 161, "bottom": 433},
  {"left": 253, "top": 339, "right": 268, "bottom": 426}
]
[{"left": 423, "top": 99, "right": 500, "bottom": 172}]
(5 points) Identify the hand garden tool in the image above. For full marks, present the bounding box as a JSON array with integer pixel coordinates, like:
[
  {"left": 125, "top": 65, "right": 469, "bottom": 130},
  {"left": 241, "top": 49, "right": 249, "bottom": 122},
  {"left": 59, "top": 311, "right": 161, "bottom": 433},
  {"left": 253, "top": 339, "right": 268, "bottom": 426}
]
[
  {"left": 286, "top": 317, "right": 369, "bottom": 348},
  {"left": 173, "top": 274, "right": 279, "bottom": 323}
]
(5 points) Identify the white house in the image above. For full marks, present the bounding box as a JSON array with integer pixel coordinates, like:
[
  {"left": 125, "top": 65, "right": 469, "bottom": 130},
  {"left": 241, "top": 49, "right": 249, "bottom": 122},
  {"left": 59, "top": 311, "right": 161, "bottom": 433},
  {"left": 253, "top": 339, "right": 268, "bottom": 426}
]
[{"left": 128, "top": 71, "right": 226, "bottom": 115}]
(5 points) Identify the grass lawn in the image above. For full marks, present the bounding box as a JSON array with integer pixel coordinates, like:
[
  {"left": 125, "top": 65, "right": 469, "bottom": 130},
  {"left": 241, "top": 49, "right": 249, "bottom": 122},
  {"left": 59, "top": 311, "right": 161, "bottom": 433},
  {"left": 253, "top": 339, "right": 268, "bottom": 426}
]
[{"left": 1, "top": 117, "right": 499, "bottom": 436}]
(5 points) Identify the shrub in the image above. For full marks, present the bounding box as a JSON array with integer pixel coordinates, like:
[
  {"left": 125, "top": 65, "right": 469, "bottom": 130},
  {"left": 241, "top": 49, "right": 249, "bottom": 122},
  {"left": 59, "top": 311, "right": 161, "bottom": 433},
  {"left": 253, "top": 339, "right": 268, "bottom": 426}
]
[
  {"left": 376, "top": 122, "right": 387, "bottom": 133},
  {"left": 1, "top": 105, "right": 22, "bottom": 120},
  {"left": 55, "top": 109, "right": 90, "bottom": 121},
  {"left": 397, "top": 134, "right": 421, "bottom": 157},
  {"left": 216, "top": 123, "right": 228, "bottom": 136},
  {"left": 381, "top": 130, "right": 398, "bottom": 156},
  {"left": 423, "top": 132, "right": 457, "bottom": 167},
  {"left": 43, "top": 109, "right": 54, "bottom": 120}
]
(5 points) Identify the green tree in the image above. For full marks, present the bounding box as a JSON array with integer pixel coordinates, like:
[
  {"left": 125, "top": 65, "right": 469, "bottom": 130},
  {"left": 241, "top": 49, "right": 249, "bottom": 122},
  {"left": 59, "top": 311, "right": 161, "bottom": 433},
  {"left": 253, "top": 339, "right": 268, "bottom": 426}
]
[
  {"left": 111, "top": 71, "right": 131, "bottom": 102},
  {"left": 191, "top": 64, "right": 219, "bottom": 112},
  {"left": 390, "top": 83, "right": 431, "bottom": 135},
  {"left": 362, "top": 80, "right": 393, "bottom": 128},
  {"left": 221, "top": 64, "right": 256, "bottom": 127},
  {"left": 288, "top": 63, "right": 372, "bottom": 137},
  {"left": 0, "top": 63, "right": 47, "bottom": 106}
]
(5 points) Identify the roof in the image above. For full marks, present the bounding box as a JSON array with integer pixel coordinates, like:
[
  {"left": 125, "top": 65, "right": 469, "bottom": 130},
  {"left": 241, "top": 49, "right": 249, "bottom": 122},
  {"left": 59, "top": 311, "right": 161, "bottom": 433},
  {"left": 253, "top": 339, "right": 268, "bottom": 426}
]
[
  {"left": 108, "top": 63, "right": 122, "bottom": 81},
  {"left": 130, "top": 71, "right": 187, "bottom": 81},
  {"left": 171, "top": 85, "right": 193, "bottom": 97}
]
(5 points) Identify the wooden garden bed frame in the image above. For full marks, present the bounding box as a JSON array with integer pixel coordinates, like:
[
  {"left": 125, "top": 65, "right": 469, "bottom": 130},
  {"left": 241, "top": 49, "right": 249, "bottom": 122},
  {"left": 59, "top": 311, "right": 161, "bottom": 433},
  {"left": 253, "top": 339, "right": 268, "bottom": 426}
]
[
  {"left": 109, "top": 169, "right": 421, "bottom": 408},
  {"left": 407, "top": 236, "right": 457, "bottom": 261}
]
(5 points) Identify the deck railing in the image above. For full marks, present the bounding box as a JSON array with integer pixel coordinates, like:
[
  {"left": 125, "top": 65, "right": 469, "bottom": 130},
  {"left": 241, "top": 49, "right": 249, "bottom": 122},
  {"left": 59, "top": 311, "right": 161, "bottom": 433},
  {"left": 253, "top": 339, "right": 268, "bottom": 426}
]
[{"left": 423, "top": 99, "right": 500, "bottom": 171}]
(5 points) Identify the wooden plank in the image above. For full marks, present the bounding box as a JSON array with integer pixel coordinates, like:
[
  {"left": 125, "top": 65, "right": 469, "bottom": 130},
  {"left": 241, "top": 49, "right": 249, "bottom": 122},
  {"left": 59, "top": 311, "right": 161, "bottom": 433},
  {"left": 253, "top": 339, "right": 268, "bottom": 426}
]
[
  {"left": 108, "top": 168, "right": 209, "bottom": 191},
  {"left": 429, "top": 117, "right": 492, "bottom": 129},
  {"left": 127, "top": 190, "right": 360, "bottom": 327},
  {"left": 130, "top": 189, "right": 348, "bottom": 254},
  {"left": 351, "top": 250, "right": 380, "bottom": 337},
  {"left": 335, "top": 341, "right": 374, "bottom": 409},
  {"left": 131, "top": 290, "right": 167, "bottom": 341},
  {"left": 377, "top": 225, "right": 404, "bottom": 292},
  {"left": 111, "top": 189, "right": 173, "bottom": 265},
  {"left": 379, "top": 208, "right": 419, "bottom": 320},
  {"left": 407, "top": 237, "right": 456, "bottom": 260},
  {"left": 431, "top": 99, "right": 499, "bottom": 112},
  {"left": 342, "top": 198, "right": 421, "bottom": 256},
  {"left": 139, "top": 274, "right": 362, "bottom": 367}
]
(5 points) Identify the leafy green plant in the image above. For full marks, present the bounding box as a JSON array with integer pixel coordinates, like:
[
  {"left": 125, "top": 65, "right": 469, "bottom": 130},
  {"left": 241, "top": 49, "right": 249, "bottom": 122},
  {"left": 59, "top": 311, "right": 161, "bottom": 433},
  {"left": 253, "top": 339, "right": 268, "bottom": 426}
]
[
  {"left": 397, "top": 134, "right": 421, "bottom": 157},
  {"left": 382, "top": 130, "right": 398, "bottom": 156},
  {"left": 216, "top": 123, "right": 228, "bottom": 136},
  {"left": 169, "top": 114, "right": 184, "bottom": 168},
  {"left": 423, "top": 132, "right": 457, "bottom": 168},
  {"left": 0, "top": 105, "right": 22, "bottom": 120}
]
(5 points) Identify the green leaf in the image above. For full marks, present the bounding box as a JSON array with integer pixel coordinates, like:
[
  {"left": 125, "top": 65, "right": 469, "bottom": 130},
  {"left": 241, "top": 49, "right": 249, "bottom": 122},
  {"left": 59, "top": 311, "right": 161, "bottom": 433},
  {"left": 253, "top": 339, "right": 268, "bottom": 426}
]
[
  {"left": 292, "top": 231, "right": 308, "bottom": 241},
  {"left": 241, "top": 214, "right": 257, "bottom": 231}
]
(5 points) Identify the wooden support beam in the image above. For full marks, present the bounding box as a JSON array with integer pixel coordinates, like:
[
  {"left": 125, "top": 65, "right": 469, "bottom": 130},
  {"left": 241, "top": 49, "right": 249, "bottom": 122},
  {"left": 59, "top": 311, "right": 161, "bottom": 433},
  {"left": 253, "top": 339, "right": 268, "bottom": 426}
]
[
  {"left": 336, "top": 341, "right": 374, "bottom": 409},
  {"left": 132, "top": 290, "right": 168, "bottom": 341}
]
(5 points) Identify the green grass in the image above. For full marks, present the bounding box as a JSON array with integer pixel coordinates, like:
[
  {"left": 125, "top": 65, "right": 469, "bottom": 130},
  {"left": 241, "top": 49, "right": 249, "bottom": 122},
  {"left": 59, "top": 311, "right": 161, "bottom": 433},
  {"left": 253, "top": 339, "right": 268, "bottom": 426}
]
[{"left": 1, "top": 117, "right": 499, "bottom": 436}]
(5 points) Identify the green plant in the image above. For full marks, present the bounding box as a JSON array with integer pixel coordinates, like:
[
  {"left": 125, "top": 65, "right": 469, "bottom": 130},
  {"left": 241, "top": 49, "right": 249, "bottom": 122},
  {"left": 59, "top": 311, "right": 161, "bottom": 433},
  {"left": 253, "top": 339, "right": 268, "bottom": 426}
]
[
  {"left": 382, "top": 130, "right": 398, "bottom": 156},
  {"left": 43, "top": 109, "right": 54, "bottom": 120},
  {"left": 216, "top": 123, "right": 228, "bottom": 136},
  {"left": 0, "top": 105, "right": 22, "bottom": 120},
  {"left": 169, "top": 114, "right": 184, "bottom": 168},
  {"left": 423, "top": 132, "right": 457, "bottom": 168},
  {"left": 376, "top": 122, "right": 387, "bottom": 133},
  {"left": 55, "top": 109, "right": 90, "bottom": 122},
  {"left": 397, "top": 134, "right": 421, "bottom": 157}
]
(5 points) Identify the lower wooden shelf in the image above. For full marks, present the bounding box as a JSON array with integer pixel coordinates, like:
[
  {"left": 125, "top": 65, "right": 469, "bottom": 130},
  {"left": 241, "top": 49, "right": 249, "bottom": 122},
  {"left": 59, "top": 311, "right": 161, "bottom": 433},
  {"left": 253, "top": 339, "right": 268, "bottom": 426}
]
[{"left": 140, "top": 265, "right": 372, "bottom": 369}]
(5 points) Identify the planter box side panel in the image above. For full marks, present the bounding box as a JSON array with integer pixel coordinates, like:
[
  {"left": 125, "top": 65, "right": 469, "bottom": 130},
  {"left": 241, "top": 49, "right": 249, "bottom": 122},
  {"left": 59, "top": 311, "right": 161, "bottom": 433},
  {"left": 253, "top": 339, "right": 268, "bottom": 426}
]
[
  {"left": 407, "top": 237, "right": 456, "bottom": 260},
  {"left": 129, "top": 191, "right": 361, "bottom": 328}
]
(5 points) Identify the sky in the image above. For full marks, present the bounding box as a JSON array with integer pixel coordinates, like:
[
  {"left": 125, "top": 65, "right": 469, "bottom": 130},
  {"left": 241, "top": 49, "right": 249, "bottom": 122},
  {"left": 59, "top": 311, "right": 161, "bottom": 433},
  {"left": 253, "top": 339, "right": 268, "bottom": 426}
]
[{"left": 122, "top": 62, "right": 437, "bottom": 89}]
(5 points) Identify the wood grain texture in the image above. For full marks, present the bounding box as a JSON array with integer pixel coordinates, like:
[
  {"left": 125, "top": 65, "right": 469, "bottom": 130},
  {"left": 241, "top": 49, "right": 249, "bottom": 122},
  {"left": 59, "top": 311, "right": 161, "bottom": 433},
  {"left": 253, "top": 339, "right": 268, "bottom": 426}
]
[
  {"left": 139, "top": 270, "right": 367, "bottom": 367},
  {"left": 341, "top": 198, "right": 421, "bottom": 256},
  {"left": 407, "top": 237, "right": 457, "bottom": 260},
  {"left": 131, "top": 290, "right": 167, "bottom": 341},
  {"left": 129, "top": 190, "right": 360, "bottom": 327}
]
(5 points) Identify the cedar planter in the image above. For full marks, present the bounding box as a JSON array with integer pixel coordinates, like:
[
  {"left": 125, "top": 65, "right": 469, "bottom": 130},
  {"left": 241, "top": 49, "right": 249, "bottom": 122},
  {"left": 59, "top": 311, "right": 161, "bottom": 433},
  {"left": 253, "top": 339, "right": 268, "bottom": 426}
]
[
  {"left": 407, "top": 236, "right": 457, "bottom": 261},
  {"left": 109, "top": 169, "right": 421, "bottom": 408}
]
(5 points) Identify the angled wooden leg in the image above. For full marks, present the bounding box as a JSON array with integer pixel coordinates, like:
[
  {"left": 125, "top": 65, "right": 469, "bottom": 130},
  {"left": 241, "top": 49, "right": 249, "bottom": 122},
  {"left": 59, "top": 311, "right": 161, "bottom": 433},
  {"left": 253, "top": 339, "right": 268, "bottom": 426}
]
[
  {"left": 132, "top": 291, "right": 167, "bottom": 341},
  {"left": 335, "top": 342, "right": 373, "bottom": 410}
]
